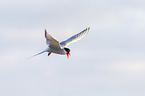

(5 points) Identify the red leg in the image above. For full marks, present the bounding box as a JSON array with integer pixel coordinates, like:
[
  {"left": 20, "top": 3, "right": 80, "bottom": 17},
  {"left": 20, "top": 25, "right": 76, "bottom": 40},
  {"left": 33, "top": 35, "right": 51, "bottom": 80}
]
[{"left": 48, "top": 52, "right": 52, "bottom": 56}]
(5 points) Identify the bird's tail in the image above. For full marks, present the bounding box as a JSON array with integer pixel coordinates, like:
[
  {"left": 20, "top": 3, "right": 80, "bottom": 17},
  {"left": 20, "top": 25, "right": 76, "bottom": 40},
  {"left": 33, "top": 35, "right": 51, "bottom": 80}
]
[{"left": 26, "top": 49, "right": 48, "bottom": 59}]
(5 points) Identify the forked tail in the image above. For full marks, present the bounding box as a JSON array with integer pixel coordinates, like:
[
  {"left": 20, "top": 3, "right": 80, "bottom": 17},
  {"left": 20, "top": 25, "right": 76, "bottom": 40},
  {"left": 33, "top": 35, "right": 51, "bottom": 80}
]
[{"left": 26, "top": 49, "right": 47, "bottom": 59}]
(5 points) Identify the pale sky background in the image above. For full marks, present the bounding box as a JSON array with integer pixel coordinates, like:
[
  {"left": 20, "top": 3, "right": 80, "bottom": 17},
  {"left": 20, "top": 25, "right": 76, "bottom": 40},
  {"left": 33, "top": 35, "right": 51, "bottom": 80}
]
[{"left": 0, "top": 0, "right": 145, "bottom": 96}]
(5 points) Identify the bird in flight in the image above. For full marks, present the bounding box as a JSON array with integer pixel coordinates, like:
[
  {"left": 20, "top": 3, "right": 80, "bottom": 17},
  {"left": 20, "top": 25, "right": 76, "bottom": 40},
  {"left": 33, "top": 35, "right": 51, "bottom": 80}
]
[{"left": 29, "top": 27, "right": 90, "bottom": 59}]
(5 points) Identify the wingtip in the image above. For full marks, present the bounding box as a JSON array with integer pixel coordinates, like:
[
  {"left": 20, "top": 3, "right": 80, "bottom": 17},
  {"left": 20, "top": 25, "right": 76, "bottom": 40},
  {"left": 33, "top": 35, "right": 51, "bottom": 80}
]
[
  {"left": 45, "top": 29, "right": 47, "bottom": 33},
  {"left": 45, "top": 29, "right": 47, "bottom": 36},
  {"left": 87, "top": 27, "right": 90, "bottom": 31}
]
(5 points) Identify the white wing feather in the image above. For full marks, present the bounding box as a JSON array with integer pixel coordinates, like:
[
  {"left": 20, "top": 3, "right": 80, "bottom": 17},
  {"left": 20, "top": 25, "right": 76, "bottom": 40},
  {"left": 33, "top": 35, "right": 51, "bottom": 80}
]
[
  {"left": 60, "top": 27, "right": 90, "bottom": 48},
  {"left": 45, "top": 29, "right": 61, "bottom": 48}
]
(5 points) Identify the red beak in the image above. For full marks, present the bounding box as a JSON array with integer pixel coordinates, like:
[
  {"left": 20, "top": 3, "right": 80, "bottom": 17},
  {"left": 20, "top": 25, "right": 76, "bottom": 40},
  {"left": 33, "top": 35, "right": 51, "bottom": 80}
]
[{"left": 66, "top": 53, "right": 70, "bottom": 59}]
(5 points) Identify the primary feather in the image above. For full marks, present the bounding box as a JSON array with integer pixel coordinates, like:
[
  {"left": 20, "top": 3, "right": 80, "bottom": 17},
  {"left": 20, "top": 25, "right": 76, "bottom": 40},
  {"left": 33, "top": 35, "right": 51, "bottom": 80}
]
[
  {"left": 60, "top": 27, "right": 90, "bottom": 48},
  {"left": 45, "top": 29, "right": 61, "bottom": 48}
]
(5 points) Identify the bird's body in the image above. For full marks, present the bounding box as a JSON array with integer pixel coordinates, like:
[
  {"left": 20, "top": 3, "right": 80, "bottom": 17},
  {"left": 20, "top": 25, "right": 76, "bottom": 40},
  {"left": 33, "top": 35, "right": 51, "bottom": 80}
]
[
  {"left": 46, "top": 47, "right": 66, "bottom": 55},
  {"left": 29, "top": 27, "right": 90, "bottom": 59}
]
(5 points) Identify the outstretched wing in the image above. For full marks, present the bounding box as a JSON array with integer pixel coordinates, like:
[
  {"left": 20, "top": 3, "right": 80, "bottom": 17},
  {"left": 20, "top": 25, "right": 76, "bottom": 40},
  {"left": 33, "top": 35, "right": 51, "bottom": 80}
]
[
  {"left": 60, "top": 27, "right": 90, "bottom": 48},
  {"left": 45, "top": 29, "right": 61, "bottom": 48}
]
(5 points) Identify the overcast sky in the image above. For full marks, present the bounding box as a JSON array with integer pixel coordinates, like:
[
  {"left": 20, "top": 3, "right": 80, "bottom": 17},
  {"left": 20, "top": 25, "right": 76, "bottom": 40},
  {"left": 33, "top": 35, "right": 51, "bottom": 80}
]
[{"left": 0, "top": 0, "right": 145, "bottom": 96}]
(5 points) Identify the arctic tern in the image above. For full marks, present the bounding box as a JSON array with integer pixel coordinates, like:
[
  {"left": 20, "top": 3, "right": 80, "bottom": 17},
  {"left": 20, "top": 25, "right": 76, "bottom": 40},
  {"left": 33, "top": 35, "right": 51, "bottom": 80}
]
[{"left": 29, "top": 27, "right": 90, "bottom": 59}]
